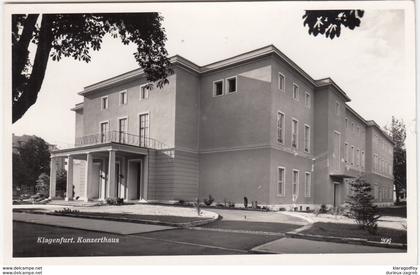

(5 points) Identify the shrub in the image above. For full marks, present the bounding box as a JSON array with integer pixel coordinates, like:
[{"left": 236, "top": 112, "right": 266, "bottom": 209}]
[
  {"left": 319, "top": 204, "right": 327, "bottom": 213},
  {"left": 54, "top": 208, "right": 80, "bottom": 214},
  {"left": 215, "top": 203, "right": 224, "bottom": 207},
  {"left": 228, "top": 201, "right": 235, "bottom": 208},
  {"left": 203, "top": 195, "right": 215, "bottom": 206},
  {"left": 346, "top": 176, "right": 381, "bottom": 234},
  {"left": 243, "top": 197, "right": 248, "bottom": 208},
  {"left": 278, "top": 207, "right": 286, "bottom": 211},
  {"left": 106, "top": 198, "right": 124, "bottom": 205}
]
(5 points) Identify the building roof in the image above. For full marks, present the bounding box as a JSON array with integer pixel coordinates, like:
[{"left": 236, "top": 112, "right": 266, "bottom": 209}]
[
  {"left": 366, "top": 120, "right": 394, "bottom": 144},
  {"left": 77, "top": 44, "right": 350, "bottom": 100}
]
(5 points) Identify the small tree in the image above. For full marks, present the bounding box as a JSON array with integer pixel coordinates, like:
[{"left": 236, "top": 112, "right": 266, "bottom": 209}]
[
  {"left": 35, "top": 173, "right": 50, "bottom": 196},
  {"left": 346, "top": 176, "right": 380, "bottom": 234}
]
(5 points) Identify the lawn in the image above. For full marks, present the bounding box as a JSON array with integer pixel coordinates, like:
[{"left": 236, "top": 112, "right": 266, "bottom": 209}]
[
  {"left": 49, "top": 211, "right": 211, "bottom": 224},
  {"left": 377, "top": 206, "right": 407, "bottom": 218},
  {"left": 301, "top": 222, "right": 407, "bottom": 244}
]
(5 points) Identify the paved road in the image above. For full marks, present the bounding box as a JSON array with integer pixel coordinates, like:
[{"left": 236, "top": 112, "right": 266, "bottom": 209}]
[{"left": 12, "top": 209, "right": 403, "bottom": 257}]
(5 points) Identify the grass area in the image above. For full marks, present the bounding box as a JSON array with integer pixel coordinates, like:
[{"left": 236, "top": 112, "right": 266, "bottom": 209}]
[
  {"left": 50, "top": 211, "right": 210, "bottom": 224},
  {"left": 301, "top": 222, "right": 407, "bottom": 244},
  {"left": 377, "top": 206, "right": 407, "bottom": 218}
]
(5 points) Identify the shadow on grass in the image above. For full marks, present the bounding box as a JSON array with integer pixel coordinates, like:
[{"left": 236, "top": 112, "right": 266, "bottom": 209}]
[{"left": 302, "top": 222, "right": 407, "bottom": 244}]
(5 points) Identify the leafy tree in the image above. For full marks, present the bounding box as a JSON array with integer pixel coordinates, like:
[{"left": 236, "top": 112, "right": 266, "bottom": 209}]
[
  {"left": 385, "top": 117, "right": 407, "bottom": 203},
  {"left": 303, "top": 10, "right": 364, "bottom": 39},
  {"left": 16, "top": 136, "right": 51, "bottom": 191},
  {"left": 12, "top": 13, "right": 172, "bottom": 123},
  {"left": 56, "top": 168, "right": 67, "bottom": 197},
  {"left": 346, "top": 176, "right": 380, "bottom": 234},
  {"left": 35, "top": 173, "right": 50, "bottom": 195},
  {"left": 13, "top": 152, "right": 29, "bottom": 191}
]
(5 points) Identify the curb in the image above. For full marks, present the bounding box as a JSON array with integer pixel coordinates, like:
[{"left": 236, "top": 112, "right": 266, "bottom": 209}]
[
  {"left": 285, "top": 232, "right": 407, "bottom": 250},
  {"left": 13, "top": 209, "right": 219, "bottom": 228}
]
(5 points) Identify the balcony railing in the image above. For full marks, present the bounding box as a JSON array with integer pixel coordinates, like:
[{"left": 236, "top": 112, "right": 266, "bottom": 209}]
[{"left": 75, "top": 131, "right": 168, "bottom": 150}]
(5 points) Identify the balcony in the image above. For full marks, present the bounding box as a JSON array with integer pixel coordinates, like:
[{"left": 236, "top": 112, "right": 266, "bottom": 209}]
[{"left": 75, "top": 131, "right": 167, "bottom": 150}]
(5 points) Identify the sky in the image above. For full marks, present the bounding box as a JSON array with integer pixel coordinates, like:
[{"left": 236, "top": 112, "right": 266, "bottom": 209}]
[{"left": 10, "top": 3, "right": 413, "bottom": 148}]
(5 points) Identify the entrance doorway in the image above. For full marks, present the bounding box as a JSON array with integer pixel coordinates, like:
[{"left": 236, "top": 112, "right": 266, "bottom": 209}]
[{"left": 127, "top": 159, "right": 144, "bottom": 200}]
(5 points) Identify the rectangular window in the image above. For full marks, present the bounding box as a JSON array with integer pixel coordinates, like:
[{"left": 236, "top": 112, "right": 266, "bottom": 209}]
[
  {"left": 352, "top": 122, "right": 355, "bottom": 132},
  {"left": 278, "top": 73, "right": 285, "bottom": 91},
  {"left": 140, "top": 85, "right": 149, "bottom": 100},
  {"left": 345, "top": 118, "right": 348, "bottom": 129},
  {"left": 213, "top": 80, "right": 224, "bottom": 97},
  {"left": 335, "top": 101, "right": 340, "bottom": 115},
  {"left": 226, "top": 76, "right": 237, "bottom": 93},
  {"left": 304, "top": 172, "right": 311, "bottom": 197},
  {"left": 356, "top": 149, "right": 360, "bottom": 166},
  {"left": 291, "top": 119, "right": 298, "bottom": 149},
  {"left": 305, "top": 92, "right": 311, "bottom": 108},
  {"left": 101, "top": 96, "right": 108, "bottom": 110},
  {"left": 292, "top": 83, "right": 299, "bottom": 101},
  {"left": 139, "top": 113, "right": 149, "bottom": 147},
  {"left": 118, "top": 118, "right": 128, "bottom": 143},
  {"left": 333, "top": 131, "right": 341, "bottom": 170},
  {"left": 100, "top": 121, "right": 109, "bottom": 143},
  {"left": 119, "top": 90, "right": 127, "bottom": 105},
  {"left": 374, "top": 154, "right": 378, "bottom": 171},
  {"left": 357, "top": 126, "right": 360, "bottom": 135},
  {"left": 304, "top": 124, "right": 310, "bottom": 153},
  {"left": 351, "top": 146, "right": 355, "bottom": 165},
  {"left": 292, "top": 170, "right": 299, "bottom": 196},
  {"left": 277, "top": 112, "right": 285, "bottom": 144},
  {"left": 278, "top": 167, "right": 285, "bottom": 196},
  {"left": 361, "top": 151, "right": 365, "bottom": 168},
  {"left": 344, "top": 143, "right": 348, "bottom": 163}
]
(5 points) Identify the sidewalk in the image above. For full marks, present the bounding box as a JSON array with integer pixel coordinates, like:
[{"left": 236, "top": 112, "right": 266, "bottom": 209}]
[
  {"left": 251, "top": 237, "right": 406, "bottom": 254},
  {"left": 13, "top": 212, "right": 174, "bottom": 235}
]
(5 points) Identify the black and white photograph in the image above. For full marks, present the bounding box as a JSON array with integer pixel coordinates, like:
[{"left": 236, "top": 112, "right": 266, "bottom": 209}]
[{"left": 2, "top": 0, "right": 417, "bottom": 269}]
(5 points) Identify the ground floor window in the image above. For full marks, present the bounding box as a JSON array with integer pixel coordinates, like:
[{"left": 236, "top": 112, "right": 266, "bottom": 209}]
[
  {"left": 304, "top": 172, "right": 311, "bottom": 197},
  {"left": 277, "top": 167, "right": 285, "bottom": 196},
  {"left": 292, "top": 170, "right": 299, "bottom": 197}
]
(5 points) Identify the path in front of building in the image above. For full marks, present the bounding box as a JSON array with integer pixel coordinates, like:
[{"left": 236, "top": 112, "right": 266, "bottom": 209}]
[
  {"left": 13, "top": 212, "right": 173, "bottom": 235},
  {"left": 12, "top": 209, "right": 403, "bottom": 257}
]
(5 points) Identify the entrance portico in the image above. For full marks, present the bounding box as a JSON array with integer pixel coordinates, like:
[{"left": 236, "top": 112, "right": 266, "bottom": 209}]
[{"left": 50, "top": 143, "right": 149, "bottom": 202}]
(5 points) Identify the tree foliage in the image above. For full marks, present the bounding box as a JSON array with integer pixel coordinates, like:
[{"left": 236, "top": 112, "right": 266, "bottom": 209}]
[
  {"left": 56, "top": 168, "right": 67, "bottom": 197},
  {"left": 12, "top": 13, "right": 172, "bottom": 123},
  {"left": 35, "top": 173, "right": 50, "bottom": 195},
  {"left": 385, "top": 117, "right": 407, "bottom": 203},
  {"left": 303, "top": 10, "right": 364, "bottom": 39},
  {"left": 346, "top": 176, "right": 380, "bottom": 234},
  {"left": 14, "top": 136, "right": 51, "bottom": 192}
]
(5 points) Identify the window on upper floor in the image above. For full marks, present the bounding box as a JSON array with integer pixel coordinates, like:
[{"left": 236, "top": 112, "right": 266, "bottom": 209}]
[
  {"left": 277, "top": 111, "right": 285, "bottom": 144},
  {"left": 361, "top": 151, "right": 365, "bottom": 168},
  {"left": 101, "top": 96, "right": 108, "bottom": 110},
  {"left": 278, "top": 73, "right": 285, "bottom": 91},
  {"left": 357, "top": 126, "right": 360, "bottom": 135},
  {"left": 356, "top": 148, "right": 360, "bottom": 166},
  {"left": 119, "top": 90, "right": 127, "bottom": 105},
  {"left": 351, "top": 146, "right": 355, "bottom": 165},
  {"left": 292, "top": 83, "right": 299, "bottom": 101},
  {"left": 345, "top": 118, "right": 348, "bottom": 129},
  {"left": 291, "top": 118, "right": 298, "bottom": 149},
  {"left": 344, "top": 143, "right": 349, "bottom": 163},
  {"left": 335, "top": 101, "right": 340, "bottom": 116},
  {"left": 278, "top": 167, "right": 285, "bottom": 196},
  {"left": 304, "top": 124, "right": 310, "bottom": 153},
  {"left": 305, "top": 92, "right": 311, "bottom": 108},
  {"left": 352, "top": 122, "right": 355, "bottom": 132},
  {"left": 226, "top": 76, "right": 237, "bottom": 93},
  {"left": 213, "top": 80, "right": 224, "bottom": 97},
  {"left": 140, "top": 84, "right": 149, "bottom": 100}
]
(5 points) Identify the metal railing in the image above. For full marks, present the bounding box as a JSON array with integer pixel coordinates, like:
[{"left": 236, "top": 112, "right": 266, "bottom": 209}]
[{"left": 75, "top": 131, "right": 168, "bottom": 150}]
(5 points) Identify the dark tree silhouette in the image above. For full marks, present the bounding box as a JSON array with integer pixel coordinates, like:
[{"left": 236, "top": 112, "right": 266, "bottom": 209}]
[
  {"left": 303, "top": 10, "right": 365, "bottom": 39},
  {"left": 12, "top": 13, "right": 172, "bottom": 123},
  {"left": 385, "top": 117, "right": 407, "bottom": 203}
]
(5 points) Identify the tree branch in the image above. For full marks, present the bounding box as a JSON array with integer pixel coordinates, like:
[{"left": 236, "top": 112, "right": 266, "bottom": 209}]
[{"left": 13, "top": 14, "right": 54, "bottom": 123}]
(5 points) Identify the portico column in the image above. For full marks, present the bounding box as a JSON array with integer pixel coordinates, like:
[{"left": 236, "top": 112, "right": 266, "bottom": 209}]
[
  {"left": 49, "top": 157, "right": 57, "bottom": 199},
  {"left": 65, "top": 155, "right": 74, "bottom": 201},
  {"left": 84, "top": 153, "right": 93, "bottom": 202},
  {"left": 108, "top": 150, "right": 117, "bottom": 198}
]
